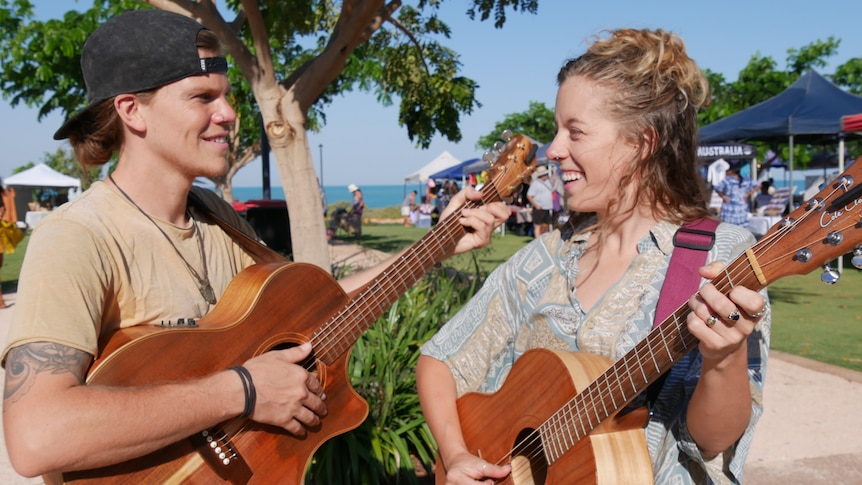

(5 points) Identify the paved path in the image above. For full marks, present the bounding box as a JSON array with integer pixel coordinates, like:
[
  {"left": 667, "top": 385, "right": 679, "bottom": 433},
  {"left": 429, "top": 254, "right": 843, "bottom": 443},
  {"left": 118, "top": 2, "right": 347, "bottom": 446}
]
[{"left": 1, "top": 243, "right": 860, "bottom": 483}]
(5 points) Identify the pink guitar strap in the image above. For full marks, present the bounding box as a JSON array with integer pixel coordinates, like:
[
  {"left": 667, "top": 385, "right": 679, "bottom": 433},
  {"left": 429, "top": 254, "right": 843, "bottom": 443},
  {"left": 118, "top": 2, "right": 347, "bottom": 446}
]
[
  {"left": 646, "top": 218, "right": 718, "bottom": 405},
  {"left": 654, "top": 218, "right": 719, "bottom": 328}
]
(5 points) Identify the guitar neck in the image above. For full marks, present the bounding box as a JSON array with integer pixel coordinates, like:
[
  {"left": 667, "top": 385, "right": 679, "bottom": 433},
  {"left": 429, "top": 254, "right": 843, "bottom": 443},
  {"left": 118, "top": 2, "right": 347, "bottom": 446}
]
[
  {"left": 537, "top": 241, "right": 772, "bottom": 464},
  {"left": 307, "top": 133, "right": 537, "bottom": 365},
  {"left": 311, "top": 181, "right": 512, "bottom": 366}
]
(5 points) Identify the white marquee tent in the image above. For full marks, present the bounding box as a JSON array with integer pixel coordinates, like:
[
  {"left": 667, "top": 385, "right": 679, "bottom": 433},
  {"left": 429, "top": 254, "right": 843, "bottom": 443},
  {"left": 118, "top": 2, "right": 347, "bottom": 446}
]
[
  {"left": 4, "top": 163, "right": 82, "bottom": 225},
  {"left": 5, "top": 163, "right": 81, "bottom": 188},
  {"left": 403, "top": 150, "right": 462, "bottom": 184}
]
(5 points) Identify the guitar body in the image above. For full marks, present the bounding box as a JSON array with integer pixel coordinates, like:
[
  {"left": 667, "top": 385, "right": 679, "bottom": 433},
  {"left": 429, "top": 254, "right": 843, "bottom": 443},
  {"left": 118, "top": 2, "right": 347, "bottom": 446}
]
[
  {"left": 61, "top": 262, "right": 368, "bottom": 484},
  {"left": 438, "top": 349, "right": 653, "bottom": 485},
  {"left": 42, "top": 132, "right": 541, "bottom": 484}
]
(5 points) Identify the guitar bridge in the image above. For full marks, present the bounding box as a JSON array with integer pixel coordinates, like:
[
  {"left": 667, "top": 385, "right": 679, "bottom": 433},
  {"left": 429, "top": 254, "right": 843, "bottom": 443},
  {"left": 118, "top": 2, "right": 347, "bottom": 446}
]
[{"left": 190, "top": 426, "right": 253, "bottom": 484}]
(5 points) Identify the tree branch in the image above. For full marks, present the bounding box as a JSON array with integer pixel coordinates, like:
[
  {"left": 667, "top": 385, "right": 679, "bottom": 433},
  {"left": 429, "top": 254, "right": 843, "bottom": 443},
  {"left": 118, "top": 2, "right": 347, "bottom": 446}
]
[
  {"left": 382, "top": 9, "right": 431, "bottom": 77},
  {"left": 143, "top": 0, "right": 259, "bottom": 87},
  {"left": 239, "top": 0, "right": 277, "bottom": 89}
]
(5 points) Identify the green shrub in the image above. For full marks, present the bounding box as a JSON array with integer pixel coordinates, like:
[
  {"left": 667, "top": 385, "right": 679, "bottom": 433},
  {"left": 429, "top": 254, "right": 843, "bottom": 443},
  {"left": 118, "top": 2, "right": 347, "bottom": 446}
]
[{"left": 307, "top": 259, "right": 484, "bottom": 484}]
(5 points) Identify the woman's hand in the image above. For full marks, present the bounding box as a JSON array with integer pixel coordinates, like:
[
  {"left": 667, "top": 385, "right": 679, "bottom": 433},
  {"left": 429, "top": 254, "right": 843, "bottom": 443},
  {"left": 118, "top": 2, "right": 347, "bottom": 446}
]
[
  {"left": 687, "top": 261, "right": 766, "bottom": 363},
  {"left": 438, "top": 451, "right": 511, "bottom": 485},
  {"left": 441, "top": 187, "right": 510, "bottom": 256},
  {"left": 685, "top": 261, "right": 767, "bottom": 456}
]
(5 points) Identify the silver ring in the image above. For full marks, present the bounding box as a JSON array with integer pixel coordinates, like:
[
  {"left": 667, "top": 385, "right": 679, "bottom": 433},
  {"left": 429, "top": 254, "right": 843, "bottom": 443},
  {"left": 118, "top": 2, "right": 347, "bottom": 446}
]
[
  {"left": 749, "top": 302, "right": 769, "bottom": 319},
  {"left": 727, "top": 310, "right": 741, "bottom": 322},
  {"left": 705, "top": 315, "right": 719, "bottom": 328}
]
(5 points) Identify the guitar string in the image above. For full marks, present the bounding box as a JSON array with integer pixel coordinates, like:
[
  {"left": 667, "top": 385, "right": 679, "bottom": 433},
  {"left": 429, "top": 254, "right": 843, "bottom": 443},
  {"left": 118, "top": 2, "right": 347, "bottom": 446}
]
[
  {"left": 226, "top": 148, "right": 535, "bottom": 446},
  {"left": 492, "top": 181, "right": 855, "bottom": 470},
  {"left": 519, "top": 184, "right": 862, "bottom": 470},
  {"left": 307, "top": 186, "right": 499, "bottom": 362},
  {"left": 302, "top": 163, "right": 518, "bottom": 365}
]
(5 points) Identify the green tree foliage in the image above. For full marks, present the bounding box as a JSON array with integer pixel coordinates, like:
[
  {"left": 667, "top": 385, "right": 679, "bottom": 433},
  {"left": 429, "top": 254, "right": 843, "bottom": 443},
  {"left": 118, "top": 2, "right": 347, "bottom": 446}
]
[
  {"left": 699, "top": 38, "right": 862, "bottom": 170},
  {"left": 476, "top": 100, "right": 555, "bottom": 150},
  {"left": 0, "top": 0, "right": 538, "bottom": 269}
]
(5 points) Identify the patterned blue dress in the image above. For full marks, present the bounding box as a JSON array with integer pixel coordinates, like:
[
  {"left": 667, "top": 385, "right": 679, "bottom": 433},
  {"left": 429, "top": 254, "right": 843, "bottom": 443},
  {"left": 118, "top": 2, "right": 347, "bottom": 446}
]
[{"left": 421, "top": 221, "right": 770, "bottom": 484}]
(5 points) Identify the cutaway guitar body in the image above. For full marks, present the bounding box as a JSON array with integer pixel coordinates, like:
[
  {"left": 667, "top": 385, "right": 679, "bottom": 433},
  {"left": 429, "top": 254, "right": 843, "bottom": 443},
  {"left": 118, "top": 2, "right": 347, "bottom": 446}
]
[
  {"left": 438, "top": 349, "right": 652, "bottom": 484},
  {"left": 63, "top": 262, "right": 367, "bottom": 484}
]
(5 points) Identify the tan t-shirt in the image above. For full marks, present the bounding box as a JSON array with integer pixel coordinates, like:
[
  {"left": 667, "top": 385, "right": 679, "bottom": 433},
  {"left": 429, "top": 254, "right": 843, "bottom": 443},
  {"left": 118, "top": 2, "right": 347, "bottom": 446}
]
[{"left": 2, "top": 182, "right": 258, "bottom": 362}]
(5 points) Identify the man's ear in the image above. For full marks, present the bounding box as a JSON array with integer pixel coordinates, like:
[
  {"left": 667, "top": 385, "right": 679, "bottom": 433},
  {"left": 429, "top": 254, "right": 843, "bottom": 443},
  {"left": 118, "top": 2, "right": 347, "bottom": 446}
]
[{"left": 114, "top": 93, "right": 146, "bottom": 134}]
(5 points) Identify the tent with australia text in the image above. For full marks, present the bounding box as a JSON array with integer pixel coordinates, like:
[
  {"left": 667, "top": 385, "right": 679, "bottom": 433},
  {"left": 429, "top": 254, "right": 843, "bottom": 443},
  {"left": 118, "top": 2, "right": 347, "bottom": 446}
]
[{"left": 699, "top": 70, "right": 862, "bottom": 203}]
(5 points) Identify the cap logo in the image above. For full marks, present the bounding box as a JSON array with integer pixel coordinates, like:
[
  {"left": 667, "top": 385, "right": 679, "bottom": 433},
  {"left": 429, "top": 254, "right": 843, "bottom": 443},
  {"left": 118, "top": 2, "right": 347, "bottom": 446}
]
[{"left": 200, "top": 57, "right": 228, "bottom": 73}]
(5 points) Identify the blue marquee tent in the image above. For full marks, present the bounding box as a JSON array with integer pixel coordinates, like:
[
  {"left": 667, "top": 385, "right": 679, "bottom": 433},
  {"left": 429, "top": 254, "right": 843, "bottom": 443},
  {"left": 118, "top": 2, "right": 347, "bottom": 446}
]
[
  {"left": 699, "top": 70, "right": 862, "bottom": 144},
  {"left": 429, "top": 158, "right": 485, "bottom": 180},
  {"left": 699, "top": 70, "right": 862, "bottom": 197}
]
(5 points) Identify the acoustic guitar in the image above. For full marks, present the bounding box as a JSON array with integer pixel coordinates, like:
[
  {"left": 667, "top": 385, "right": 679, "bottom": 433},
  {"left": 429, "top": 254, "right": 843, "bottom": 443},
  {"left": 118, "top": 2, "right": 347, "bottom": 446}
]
[
  {"left": 439, "top": 161, "right": 862, "bottom": 484},
  {"left": 57, "top": 132, "right": 537, "bottom": 484}
]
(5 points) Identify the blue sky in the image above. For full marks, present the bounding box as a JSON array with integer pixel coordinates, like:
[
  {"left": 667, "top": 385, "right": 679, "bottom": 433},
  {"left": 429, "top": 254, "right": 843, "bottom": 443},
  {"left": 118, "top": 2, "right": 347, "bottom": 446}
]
[{"left": 2, "top": 0, "right": 862, "bottom": 187}]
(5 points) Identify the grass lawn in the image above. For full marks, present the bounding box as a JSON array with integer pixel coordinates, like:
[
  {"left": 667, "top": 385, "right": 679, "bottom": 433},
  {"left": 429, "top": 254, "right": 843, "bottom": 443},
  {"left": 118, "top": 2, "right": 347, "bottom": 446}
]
[
  {"left": 351, "top": 219, "right": 862, "bottom": 373},
  {"left": 7, "top": 218, "right": 862, "bottom": 373}
]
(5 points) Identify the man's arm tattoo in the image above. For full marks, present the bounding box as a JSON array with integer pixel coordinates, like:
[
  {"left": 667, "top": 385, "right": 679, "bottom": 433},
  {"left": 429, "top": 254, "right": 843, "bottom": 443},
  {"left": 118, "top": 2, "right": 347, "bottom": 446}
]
[{"left": 4, "top": 343, "right": 91, "bottom": 402}]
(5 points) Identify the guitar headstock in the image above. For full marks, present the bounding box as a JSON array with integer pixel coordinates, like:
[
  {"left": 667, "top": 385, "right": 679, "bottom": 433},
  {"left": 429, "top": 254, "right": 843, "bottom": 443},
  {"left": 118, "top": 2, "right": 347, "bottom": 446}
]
[
  {"left": 481, "top": 131, "right": 538, "bottom": 202},
  {"left": 753, "top": 160, "right": 862, "bottom": 286}
]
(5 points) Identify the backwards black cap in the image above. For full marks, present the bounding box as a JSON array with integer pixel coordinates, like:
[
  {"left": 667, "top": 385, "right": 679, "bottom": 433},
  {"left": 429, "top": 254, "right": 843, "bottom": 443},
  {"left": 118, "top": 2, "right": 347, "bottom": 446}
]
[{"left": 54, "top": 9, "right": 228, "bottom": 140}]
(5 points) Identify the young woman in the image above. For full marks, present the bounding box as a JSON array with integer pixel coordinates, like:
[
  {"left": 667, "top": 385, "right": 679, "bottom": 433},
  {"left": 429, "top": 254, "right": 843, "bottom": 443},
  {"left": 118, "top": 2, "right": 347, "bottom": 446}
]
[{"left": 417, "top": 28, "right": 769, "bottom": 484}]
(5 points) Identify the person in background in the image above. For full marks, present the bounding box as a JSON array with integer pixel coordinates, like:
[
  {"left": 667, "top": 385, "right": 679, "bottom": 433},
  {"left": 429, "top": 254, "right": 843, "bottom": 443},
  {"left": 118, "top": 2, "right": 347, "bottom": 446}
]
[
  {"left": 715, "top": 162, "right": 760, "bottom": 228},
  {"left": 525, "top": 166, "right": 559, "bottom": 237},
  {"left": 425, "top": 178, "right": 437, "bottom": 203},
  {"left": 347, "top": 183, "right": 365, "bottom": 240},
  {"left": 754, "top": 179, "right": 775, "bottom": 213},
  {"left": 402, "top": 190, "right": 417, "bottom": 227},
  {"left": 417, "top": 28, "right": 769, "bottom": 484},
  {"left": 1, "top": 10, "right": 508, "bottom": 480}
]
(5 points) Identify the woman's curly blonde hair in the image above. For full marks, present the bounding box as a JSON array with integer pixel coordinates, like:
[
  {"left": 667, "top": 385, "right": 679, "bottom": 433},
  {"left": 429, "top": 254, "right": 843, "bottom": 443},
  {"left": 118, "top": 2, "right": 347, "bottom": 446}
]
[{"left": 558, "top": 28, "right": 712, "bottom": 232}]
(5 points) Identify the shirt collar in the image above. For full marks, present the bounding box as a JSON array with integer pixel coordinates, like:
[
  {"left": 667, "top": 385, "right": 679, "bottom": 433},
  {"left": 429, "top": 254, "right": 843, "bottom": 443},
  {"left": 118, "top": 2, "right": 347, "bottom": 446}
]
[{"left": 567, "top": 219, "right": 680, "bottom": 256}]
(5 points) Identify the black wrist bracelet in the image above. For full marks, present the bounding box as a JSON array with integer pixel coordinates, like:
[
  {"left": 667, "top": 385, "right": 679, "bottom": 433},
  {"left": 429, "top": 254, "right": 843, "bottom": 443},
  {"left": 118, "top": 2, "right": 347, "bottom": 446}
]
[{"left": 230, "top": 366, "right": 256, "bottom": 418}]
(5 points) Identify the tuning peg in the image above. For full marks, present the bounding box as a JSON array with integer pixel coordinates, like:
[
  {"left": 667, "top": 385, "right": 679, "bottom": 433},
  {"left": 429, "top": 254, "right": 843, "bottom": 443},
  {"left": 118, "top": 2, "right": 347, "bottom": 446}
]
[
  {"left": 826, "top": 231, "right": 844, "bottom": 246},
  {"left": 836, "top": 175, "right": 854, "bottom": 190},
  {"left": 852, "top": 246, "right": 862, "bottom": 270},
  {"left": 500, "top": 130, "right": 513, "bottom": 141},
  {"left": 820, "top": 264, "right": 841, "bottom": 285},
  {"left": 493, "top": 140, "right": 505, "bottom": 153},
  {"left": 807, "top": 197, "right": 825, "bottom": 212},
  {"left": 482, "top": 151, "right": 495, "bottom": 163}
]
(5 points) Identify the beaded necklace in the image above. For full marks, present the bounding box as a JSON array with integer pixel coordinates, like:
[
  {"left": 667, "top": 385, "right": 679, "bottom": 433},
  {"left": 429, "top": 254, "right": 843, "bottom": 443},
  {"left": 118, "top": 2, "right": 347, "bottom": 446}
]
[{"left": 108, "top": 173, "right": 216, "bottom": 304}]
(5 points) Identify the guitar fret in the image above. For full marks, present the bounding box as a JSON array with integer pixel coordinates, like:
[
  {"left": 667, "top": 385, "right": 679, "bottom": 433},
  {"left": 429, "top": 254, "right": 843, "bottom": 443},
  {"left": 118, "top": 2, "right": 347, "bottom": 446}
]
[
  {"left": 598, "top": 373, "right": 611, "bottom": 417},
  {"left": 550, "top": 417, "right": 564, "bottom": 462}
]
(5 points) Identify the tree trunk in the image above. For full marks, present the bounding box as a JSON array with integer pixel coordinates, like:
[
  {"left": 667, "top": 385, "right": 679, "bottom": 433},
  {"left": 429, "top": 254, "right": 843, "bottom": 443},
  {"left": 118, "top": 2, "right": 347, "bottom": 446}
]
[{"left": 263, "top": 94, "right": 329, "bottom": 271}]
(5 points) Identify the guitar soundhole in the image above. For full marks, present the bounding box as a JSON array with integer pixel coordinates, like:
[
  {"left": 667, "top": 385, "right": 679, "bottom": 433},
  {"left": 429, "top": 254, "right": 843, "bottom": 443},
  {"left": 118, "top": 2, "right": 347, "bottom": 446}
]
[
  {"left": 270, "top": 341, "right": 318, "bottom": 374},
  {"left": 511, "top": 428, "right": 548, "bottom": 485}
]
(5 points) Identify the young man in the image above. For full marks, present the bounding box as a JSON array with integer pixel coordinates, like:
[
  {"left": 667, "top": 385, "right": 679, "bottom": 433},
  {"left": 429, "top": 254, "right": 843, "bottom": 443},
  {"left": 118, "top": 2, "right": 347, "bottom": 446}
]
[
  {"left": 525, "top": 166, "right": 558, "bottom": 237},
  {"left": 2, "top": 10, "right": 507, "bottom": 479}
]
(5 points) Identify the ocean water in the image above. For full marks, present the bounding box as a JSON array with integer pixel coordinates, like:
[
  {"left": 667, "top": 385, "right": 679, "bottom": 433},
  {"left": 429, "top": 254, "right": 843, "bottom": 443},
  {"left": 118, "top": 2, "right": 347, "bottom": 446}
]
[{"left": 230, "top": 184, "right": 412, "bottom": 209}]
